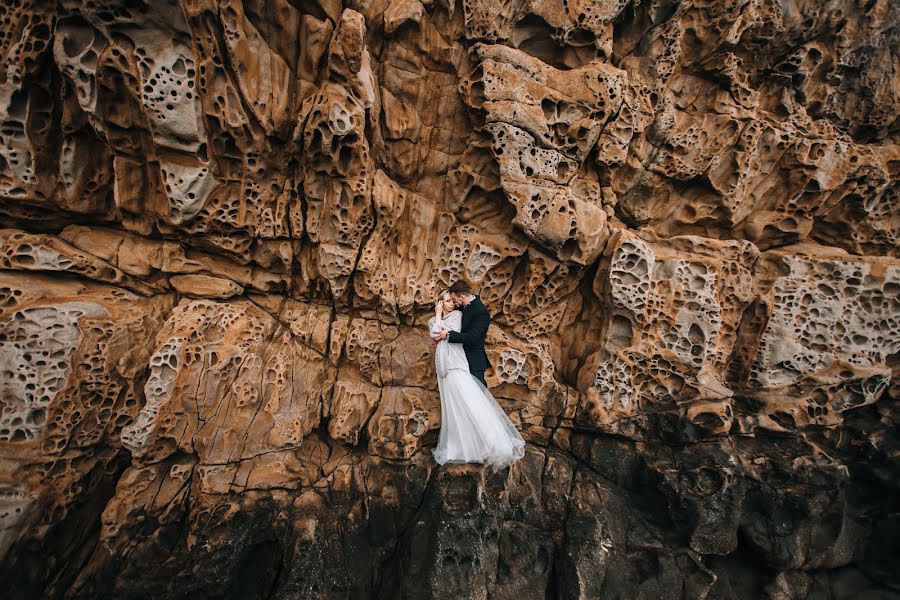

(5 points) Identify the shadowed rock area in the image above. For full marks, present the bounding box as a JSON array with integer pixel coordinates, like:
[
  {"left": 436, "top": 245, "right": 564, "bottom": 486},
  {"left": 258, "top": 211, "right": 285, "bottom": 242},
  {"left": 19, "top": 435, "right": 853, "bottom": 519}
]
[{"left": 0, "top": 0, "right": 898, "bottom": 598}]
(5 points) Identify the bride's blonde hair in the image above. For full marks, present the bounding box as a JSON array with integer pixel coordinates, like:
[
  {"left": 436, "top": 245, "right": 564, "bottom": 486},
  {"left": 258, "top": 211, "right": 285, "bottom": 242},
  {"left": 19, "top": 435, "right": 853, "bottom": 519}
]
[{"left": 436, "top": 289, "right": 451, "bottom": 303}]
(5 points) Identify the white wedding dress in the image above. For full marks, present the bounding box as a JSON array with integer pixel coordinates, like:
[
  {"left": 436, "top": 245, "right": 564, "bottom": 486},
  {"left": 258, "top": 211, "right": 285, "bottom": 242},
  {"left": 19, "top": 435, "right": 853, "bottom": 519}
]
[{"left": 429, "top": 310, "right": 525, "bottom": 469}]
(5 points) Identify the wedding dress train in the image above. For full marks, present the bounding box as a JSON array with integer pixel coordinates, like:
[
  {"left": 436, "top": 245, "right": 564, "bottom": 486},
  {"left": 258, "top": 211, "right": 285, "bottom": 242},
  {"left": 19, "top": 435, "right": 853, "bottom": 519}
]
[{"left": 429, "top": 311, "right": 525, "bottom": 469}]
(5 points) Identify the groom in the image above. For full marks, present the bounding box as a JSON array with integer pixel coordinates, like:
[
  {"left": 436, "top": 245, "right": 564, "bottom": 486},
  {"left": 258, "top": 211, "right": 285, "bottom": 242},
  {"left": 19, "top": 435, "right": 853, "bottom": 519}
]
[{"left": 432, "top": 281, "right": 492, "bottom": 386}]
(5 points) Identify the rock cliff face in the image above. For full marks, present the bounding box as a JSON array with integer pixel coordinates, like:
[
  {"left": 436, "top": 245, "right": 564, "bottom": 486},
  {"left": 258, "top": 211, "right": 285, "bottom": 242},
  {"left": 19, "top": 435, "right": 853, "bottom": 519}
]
[{"left": 0, "top": 0, "right": 897, "bottom": 598}]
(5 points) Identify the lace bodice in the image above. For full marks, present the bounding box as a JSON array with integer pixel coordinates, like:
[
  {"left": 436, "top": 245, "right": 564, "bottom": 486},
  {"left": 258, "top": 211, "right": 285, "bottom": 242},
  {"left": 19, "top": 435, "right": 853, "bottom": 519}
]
[{"left": 429, "top": 310, "right": 469, "bottom": 378}]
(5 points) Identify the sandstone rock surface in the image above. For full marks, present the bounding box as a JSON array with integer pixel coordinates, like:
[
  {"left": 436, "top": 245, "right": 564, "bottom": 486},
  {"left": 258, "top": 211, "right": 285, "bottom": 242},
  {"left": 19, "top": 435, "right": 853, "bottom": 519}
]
[{"left": 0, "top": 0, "right": 897, "bottom": 598}]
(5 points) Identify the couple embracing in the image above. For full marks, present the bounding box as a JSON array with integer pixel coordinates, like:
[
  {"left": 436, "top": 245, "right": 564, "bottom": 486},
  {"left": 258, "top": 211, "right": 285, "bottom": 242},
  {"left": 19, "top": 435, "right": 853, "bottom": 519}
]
[{"left": 428, "top": 281, "right": 525, "bottom": 470}]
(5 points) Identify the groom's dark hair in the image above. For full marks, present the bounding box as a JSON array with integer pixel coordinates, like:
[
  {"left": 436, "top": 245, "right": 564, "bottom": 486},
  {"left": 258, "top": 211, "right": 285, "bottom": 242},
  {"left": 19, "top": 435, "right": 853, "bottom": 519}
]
[{"left": 448, "top": 281, "right": 472, "bottom": 295}]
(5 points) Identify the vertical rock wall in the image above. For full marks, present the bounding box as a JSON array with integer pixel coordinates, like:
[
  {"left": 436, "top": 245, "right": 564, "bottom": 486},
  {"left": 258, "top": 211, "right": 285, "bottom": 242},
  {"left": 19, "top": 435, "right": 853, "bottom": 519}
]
[{"left": 0, "top": 0, "right": 897, "bottom": 598}]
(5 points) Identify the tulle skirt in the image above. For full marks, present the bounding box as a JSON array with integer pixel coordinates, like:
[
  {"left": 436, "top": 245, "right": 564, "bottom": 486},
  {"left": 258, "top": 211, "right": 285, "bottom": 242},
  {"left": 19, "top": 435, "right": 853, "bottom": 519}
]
[{"left": 432, "top": 368, "right": 526, "bottom": 470}]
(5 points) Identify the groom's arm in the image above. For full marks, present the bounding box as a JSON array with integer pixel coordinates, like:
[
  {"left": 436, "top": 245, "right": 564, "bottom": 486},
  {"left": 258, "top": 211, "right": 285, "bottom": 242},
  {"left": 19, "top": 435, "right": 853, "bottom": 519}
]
[{"left": 448, "top": 310, "right": 489, "bottom": 346}]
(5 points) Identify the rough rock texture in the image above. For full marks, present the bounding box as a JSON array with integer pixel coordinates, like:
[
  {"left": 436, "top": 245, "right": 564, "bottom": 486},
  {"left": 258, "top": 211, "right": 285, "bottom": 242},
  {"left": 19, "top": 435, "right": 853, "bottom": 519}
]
[{"left": 0, "top": 0, "right": 898, "bottom": 598}]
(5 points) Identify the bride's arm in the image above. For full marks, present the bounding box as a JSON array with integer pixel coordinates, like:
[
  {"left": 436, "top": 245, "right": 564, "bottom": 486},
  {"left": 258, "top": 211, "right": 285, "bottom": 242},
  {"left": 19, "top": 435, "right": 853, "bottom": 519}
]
[
  {"left": 431, "top": 302, "right": 450, "bottom": 334},
  {"left": 430, "top": 303, "right": 448, "bottom": 336}
]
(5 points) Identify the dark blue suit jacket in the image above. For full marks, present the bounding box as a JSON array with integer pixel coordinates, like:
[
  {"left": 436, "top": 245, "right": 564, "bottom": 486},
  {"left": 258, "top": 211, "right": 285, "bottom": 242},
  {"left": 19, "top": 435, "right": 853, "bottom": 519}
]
[{"left": 448, "top": 296, "right": 492, "bottom": 372}]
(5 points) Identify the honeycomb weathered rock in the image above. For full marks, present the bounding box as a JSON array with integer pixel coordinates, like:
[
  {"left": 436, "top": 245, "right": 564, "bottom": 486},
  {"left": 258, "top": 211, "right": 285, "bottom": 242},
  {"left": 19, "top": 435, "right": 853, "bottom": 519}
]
[{"left": 0, "top": 0, "right": 897, "bottom": 597}]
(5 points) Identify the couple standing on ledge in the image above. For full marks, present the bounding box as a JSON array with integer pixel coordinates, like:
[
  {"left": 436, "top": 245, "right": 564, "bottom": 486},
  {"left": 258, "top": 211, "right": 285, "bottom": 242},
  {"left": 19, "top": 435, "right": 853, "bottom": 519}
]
[{"left": 428, "top": 281, "right": 525, "bottom": 470}]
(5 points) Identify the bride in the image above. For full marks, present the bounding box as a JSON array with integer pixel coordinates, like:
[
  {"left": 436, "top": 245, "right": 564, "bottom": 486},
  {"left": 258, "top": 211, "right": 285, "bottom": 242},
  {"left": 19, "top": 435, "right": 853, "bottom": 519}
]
[{"left": 428, "top": 291, "right": 525, "bottom": 469}]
